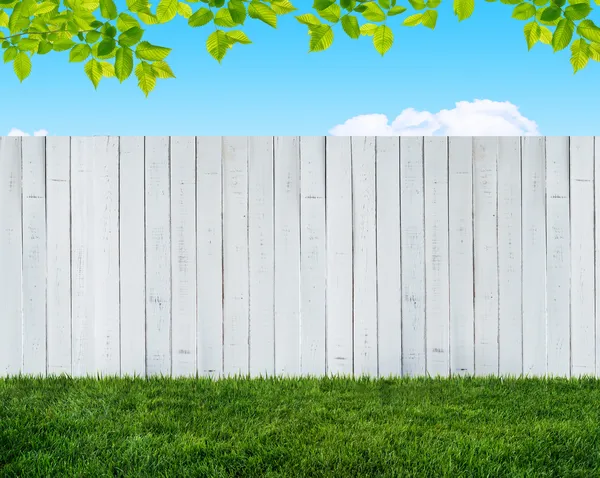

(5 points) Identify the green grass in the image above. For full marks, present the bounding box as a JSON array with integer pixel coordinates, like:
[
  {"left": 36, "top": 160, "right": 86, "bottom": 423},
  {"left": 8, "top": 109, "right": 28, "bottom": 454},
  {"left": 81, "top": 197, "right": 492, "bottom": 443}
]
[{"left": 1, "top": 374, "right": 600, "bottom": 477}]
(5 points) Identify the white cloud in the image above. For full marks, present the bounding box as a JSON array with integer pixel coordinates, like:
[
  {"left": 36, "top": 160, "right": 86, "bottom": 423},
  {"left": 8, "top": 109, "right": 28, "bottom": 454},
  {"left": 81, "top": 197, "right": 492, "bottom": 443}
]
[
  {"left": 329, "top": 99, "right": 540, "bottom": 136},
  {"left": 7, "top": 128, "right": 49, "bottom": 136}
]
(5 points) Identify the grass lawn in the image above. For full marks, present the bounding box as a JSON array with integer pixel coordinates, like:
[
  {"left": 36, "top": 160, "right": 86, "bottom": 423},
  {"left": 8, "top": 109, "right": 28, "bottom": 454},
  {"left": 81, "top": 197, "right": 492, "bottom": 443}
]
[{"left": 1, "top": 374, "right": 600, "bottom": 477}]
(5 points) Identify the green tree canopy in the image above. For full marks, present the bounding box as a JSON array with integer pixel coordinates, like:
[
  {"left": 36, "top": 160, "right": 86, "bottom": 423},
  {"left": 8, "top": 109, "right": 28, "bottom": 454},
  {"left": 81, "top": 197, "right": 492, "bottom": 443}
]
[{"left": 2, "top": 0, "right": 600, "bottom": 96}]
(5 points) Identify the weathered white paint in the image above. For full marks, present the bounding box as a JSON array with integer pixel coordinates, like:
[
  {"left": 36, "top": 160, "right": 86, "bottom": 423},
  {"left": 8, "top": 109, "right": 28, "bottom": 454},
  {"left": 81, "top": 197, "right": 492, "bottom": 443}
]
[{"left": 1, "top": 135, "right": 598, "bottom": 380}]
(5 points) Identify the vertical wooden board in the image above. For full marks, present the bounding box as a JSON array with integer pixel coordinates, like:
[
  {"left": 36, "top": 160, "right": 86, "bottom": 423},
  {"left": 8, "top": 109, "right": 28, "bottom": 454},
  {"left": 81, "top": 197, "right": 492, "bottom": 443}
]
[
  {"left": 448, "top": 137, "right": 474, "bottom": 376},
  {"left": 300, "top": 137, "right": 326, "bottom": 377},
  {"left": 545, "top": 136, "right": 570, "bottom": 378},
  {"left": 497, "top": 137, "right": 522, "bottom": 377},
  {"left": 0, "top": 137, "right": 23, "bottom": 376},
  {"left": 596, "top": 136, "right": 600, "bottom": 378},
  {"left": 248, "top": 137, "right": 275, "bottom": 378},
  {"left": 93, "top": 137, "right": 120, "bottom": 377},
  {"left": 196, "top": 137, "right": 223, "bottom": 379},
  {"left": 274, "top": 136, "right": 301, "bottom": 377},
  {"left": 570, "top": 136, "right": 595, "bottom": 377},
  {"left": 46, "top": 137, "right": 72, "bottom": 376},
  {"left": 119, "top": 136, "right": 146, "bottom": 377},
  {"left": 21, "top": 137, "right": 47, "bottom": 376},
  {"left": 170, "top": 137, "right": 197, "bottom": 378},
  {"left": 424, "top": 137, "right": 450, "bottom": 378},
  {"left": 222, "top": 136, "right": 249, "bottom": 377},
  {"left": 375, "top": 137, "right": 402, "bottom": 378},
  {"left": 472, "top": 137, "right": 499, "bottom": 376},
  {"left": 521, "top": 136, "right": 547, "bottom": 376},
  {"left": 71, "top": 137, "right": 95, "bottom": 377},
  {"left": 351, "top": 137, "right": 378, "bottom": 377},
  {"left": 400, "top": 136, "right": 426, "bottom": 377},
  {"left": 325, "top": 137, "right": 353, "bottom": 377},
  {"left": 145, "top": 136, "right": 172, "bottom": 376}
]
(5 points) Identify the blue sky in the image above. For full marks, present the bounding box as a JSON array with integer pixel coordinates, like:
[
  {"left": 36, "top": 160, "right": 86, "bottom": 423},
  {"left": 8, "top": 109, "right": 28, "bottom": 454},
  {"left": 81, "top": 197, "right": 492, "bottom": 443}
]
[{"left": 2, "top": 0, "right": 600, "bottom": 136}]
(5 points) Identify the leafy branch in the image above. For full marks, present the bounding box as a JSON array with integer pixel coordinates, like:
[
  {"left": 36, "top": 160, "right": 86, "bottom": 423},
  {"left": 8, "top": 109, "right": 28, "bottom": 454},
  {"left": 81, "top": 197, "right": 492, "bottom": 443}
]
[{"left": 1, "top": 0, "right": 599, "bottom": 97}]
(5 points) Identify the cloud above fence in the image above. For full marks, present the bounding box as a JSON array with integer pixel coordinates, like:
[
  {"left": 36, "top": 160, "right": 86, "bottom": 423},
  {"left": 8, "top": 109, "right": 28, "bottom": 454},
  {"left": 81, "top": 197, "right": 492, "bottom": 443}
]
[
  {"left": 329, "top": 99, "right": 540, "bottom": 136},
  {"left": 7, "top": 128, "right": 49, "bottom": 136}
]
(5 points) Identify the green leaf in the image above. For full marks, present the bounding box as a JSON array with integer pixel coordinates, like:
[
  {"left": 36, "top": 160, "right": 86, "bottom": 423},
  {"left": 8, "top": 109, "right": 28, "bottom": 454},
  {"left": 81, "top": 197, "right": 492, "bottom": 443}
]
[
  {"left": 214, "top": 7, "right": 237, "bottom": 26},
  {"left": 341, "top": 14, "right": 360, "bottom": 38},
  {"left": 99, "top": 0, "right": 117, "bottom": 19},
  {"left": 13, "top": 51, "right": 31, "bottom": 81},
  {"left": 248, "top": 1, "right": 277, "bottom": 28},
  {"left": 427, "top": 0, "right": 441, "bottom": 7},
  {"left": 17, "top": 38, "right": 39, "bottom": 51},
  {"left": 421, "top": 9, "right": 437, "bottom": 27},
  {"left": 37, "top": 40, "right": 53, "bottom": 54},
  {"left": 228, "top": 0, "right": 247, "bottom": 22},
  {"left": 552, "top": 18, "right": 574, "bottom": 51},
  {"left": 403, "top": 12, "right": 423, "bottom": 25},
  {"left": 271, "top": 0, "right": 296, "bottom": 14},
  {"left": 206, "top": 29, "right": 229, "bottom": 61},
  {"left": 156, "top": 0, "right": 178, "bottom": 22},
  {"left": 86, "top": 31, "right": 102, "bottom": 43},
  {"left": 379, "top": 0, "right": 391, "bottom": 8},
  {"left": 0, "top": 10, "right": 8, "bottom": 27},
  {"left": 117, "top": 12, "right": 141, "bottom": 31},
  {"left": 317, "top": 2, "right": 341, "bottom": 22},
  {"left": 523, "top": 20, "right": 540, "bottom": 48},
  {"left": 135, "top": 61, "right": 156, "bottom": 96},
  {"left": 361, "top": 2, "right": 386, "bottom": 20},
  {"left": 135, "top": 40, "right": 171, "bottom": 60},
  {"left": 226, "top": 29, "right": 252, "bottom": 44},
  {"left": 98, "top": 37, "right": 116, "bottom": 56},
  {"left": 100, "top": 61, "right": 115, "bottom": 77},
  {"left": 92, "top": 41, "right": 117, "bottom": 58},
  {"left": 188, "top": 7, "right": 213, "bottom": 26},
  {"left": 588, "top": 41, "right": 600, "bottom": 61},
  {"left": 3, "top": 46, "right": 17, "bottom": 63},
  {"left": 295, "top": 13, "right": 321, "bottom": 25},
  {"left": 551, "top": 0, "right": 566, "bottom": 5},
  {"left": 114, "top": 46, "right": 133, "bottom": 81},
  {"left": 176, "top": 1, "right": 192, "bottom": 17},
  {"left": 34, "top": 1, "right": 57, "bottom": 14},
  {"left": 564, "top": 2, "right": 591, "bottom": 19},
  {"left": 313, "top": 0, "right": 335, "bottom": 9},
  {"left": 138, "top": 11, "right": 160, "bottom": 24},
  {"left": 533, "top": 0, "right": 548, "bottom": 5},
  {"left": 69, "top": 43, "right": 92, "bottom": 61},
  {"left": 373, "top": 24, "right": 393, "bottom": 55},
  {"left": 539, "top": 24, "right": 552, "bottom": 43},
  {"left": 151, "top": 59, "right": 176, "bottom": 78},
  {"left": 308, "top": 24, "right": 333, "bottom": 51},
  {"left": 540, "top": 4, "right": 561, "bottom": 20},
  {"left": 454, "top": 0, "right": 474, "bottom": 20},
  {"left": 577, "top": 19, "right": 600, "bottom": 42},
  {"left": 84, "top": 58, "right": 103, "bottom": 88},
  {"left": 512, "top": 2, "right": 536, "bottom": 19},
  {"left": 570, "top": 37, "right": 589, "bottom": 71},
  {"left": 408, "top": 0, "right": 427, "bottom": 9},
  {"left": 52, "top": 38, "right": 77, "bottom": 51},
  {"left": 388, "top": 5, "right": 407, "bottom": 14},
  {"left": 360, "top": 22, "right": 378, "bottom": 35},
  {"left": 118, "top": 26, "right": 144, "bottom": 46}
]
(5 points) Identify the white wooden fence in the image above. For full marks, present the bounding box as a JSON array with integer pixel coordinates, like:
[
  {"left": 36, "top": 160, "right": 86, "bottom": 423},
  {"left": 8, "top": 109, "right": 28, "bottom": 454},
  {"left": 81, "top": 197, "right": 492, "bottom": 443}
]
[{"left": 0, "top": 136, "right": 598, "bottom": 379}]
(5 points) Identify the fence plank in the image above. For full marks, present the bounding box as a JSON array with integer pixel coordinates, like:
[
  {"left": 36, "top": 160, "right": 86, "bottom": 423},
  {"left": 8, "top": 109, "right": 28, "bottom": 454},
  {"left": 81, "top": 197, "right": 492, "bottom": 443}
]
[
  {"left": 448, "top": 137, "right": 474, "bottom": 376},
  {"left": 424, "top": 136, "right": 450, "bottom": 377},
  {"left": 400, "top": 136, "right": 426, "bottom": 377},
  {"left": 300, "top": 136, "right": 326, "bottom": 376},
  {"left": 46, "top": 137, "right": 72, "bottom": 376},
  {"left": 570, "top": 136, "right": 595, "bottom": 377},
  {"left": 326, "top": 137, "right": 353, "bottom": 377},
  {"left": 223, "top": 136, "right": 249, "bottom": 377},
  {"left": 0, "top": 137, "right": 23, "bottom": 376},
  {"left": 71, "top": 137, "right": 95, "bottom": 377},
  {"left": 473, "top": 137, "right": 499, "bottom": 376},
  {"left": 274, "top": 136, "right": 301, "bottom": 377},
  {"left": 22, "top": 137, "right": 47, "bottom": 376},
  {"left": 522, "top": 136, "right": 547, "bottom": 376},
  {"left": 119, "top": 136, "right": 146, "bottom": 377},
  {"left": 596, "top": 136, "right": 600, "bottom": 378},
  {"left": 351, "top": 137, "right": 378, "bottom": 377},
  {"left": 170, "top": 137, "right": 197, "bottom": 378},
  {"left": 248, "top": 137, "right": 275, "bottom": 378},
  {"left": 545, "top": 136, "right": 570, "bottom": 378},
  {"left": 196, "top": 137, "right": 223, "bottom": 379},
  {"left": 376, "top": 137, "right": 402, "bottom": 379},
  {"left": 145, "top": 136, "right": 172, "bottom": 376},
  {"left": 497, "top": 137, "right": 522, "bottom": 377},
  {"left": 92, "top": 137, "right": 120, "bottom": 377}
]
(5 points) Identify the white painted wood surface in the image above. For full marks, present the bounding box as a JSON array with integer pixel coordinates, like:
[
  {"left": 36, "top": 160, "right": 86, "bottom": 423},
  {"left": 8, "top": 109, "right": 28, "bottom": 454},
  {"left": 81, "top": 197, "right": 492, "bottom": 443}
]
[{"left": 1, "top": 135, "right": 599, "bottom": 379}]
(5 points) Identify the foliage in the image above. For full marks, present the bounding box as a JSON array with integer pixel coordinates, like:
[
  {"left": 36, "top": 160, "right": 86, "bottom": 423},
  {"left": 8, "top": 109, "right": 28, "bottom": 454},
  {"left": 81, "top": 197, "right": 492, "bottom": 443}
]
[{"left": 1, "top": 0, "right": 600, "bottom": 96}]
